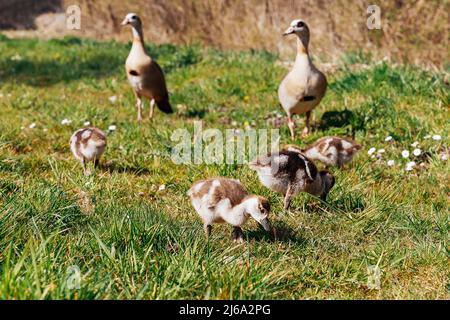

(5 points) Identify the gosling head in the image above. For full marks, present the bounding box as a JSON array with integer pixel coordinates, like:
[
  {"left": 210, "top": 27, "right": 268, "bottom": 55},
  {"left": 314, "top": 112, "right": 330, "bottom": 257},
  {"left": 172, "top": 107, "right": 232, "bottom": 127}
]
[
  {"left": 121, "top": 13, "right": 142, "bottom": 28},
  {"left": 319, "top": 170, "right": 335, "bottom": 201},
  {"left": 244, "top": 196, "right": 271, "bottom": 232}
]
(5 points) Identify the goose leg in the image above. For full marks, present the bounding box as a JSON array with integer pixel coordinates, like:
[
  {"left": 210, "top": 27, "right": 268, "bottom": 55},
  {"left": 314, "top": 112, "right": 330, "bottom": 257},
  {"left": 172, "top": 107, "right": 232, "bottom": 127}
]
[
  {"left": 301, "top": 111, "right": 311, "bottom": 137},
  {"left": 136, "top": 94, "right": 143, "bottom": 122},
  {"left": 231, "top": 226, "right": 244, "bottom": 242},
  {"left": 149, "top": 99, "right": 155, "bottom": 119},
  {"left": 204, "top": 224, "right": 212, "bottom": 238},
  {"left": 284, "top": 183, "right": 294, "bottom": 210},
  {"left": 82, "top": 157, "right": 90, "bottom": 176},
  {"left": 287, "top": 114, "right": 296, "bottom": 140}
]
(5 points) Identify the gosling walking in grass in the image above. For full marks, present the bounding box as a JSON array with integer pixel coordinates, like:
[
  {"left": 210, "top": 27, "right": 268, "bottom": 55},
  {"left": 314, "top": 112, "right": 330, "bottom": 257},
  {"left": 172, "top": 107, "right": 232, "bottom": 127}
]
[
  {"left": 287, "top": 136, "right": 362, "bottom": 169},
  {"left": 249, "top": 150, "right": 335, "bottom": 210},
  {"left": 278, "top": 19, "right": 327, "bottom": 139},
  {"left": 188, "top": 178, "right": 272, "bottom": 242},
  {"left": 70, "top": 127, "right": 107, "bottom": 176},
  {"left": 121, "top": 13, "right": 173, "bottom": 122}
]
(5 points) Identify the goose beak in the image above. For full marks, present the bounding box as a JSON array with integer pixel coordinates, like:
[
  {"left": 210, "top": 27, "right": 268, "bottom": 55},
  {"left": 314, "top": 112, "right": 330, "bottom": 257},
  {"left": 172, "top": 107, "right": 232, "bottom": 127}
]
[
  {"left": 121, "top": 18, "right": 129, "bottom": 26},
  {"left": 283, "top": 27, "right": 295, "bottom": 36},
  {"left": 259, "top": 218, "right": 272, "bottom": 232}
]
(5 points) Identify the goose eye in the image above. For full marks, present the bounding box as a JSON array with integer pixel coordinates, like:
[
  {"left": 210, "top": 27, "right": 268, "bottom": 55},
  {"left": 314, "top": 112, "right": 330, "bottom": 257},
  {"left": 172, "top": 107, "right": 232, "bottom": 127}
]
[
  {"left": 131, "top": 15, "right": 137, "bottom": 19},
  {"left": 297, "top": 21, "right": 305, "bottom": 28}
]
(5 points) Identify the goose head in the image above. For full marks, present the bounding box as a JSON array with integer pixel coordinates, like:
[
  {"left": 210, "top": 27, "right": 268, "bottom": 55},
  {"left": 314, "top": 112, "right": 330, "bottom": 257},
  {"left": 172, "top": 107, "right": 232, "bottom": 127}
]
[
  {"left": 283, "top": 19, "right": 310, "bottom": 49},
  {"left": 243, "top": 196, "right": 271, "bottom": 231},
  {"left": 121, "top": 13, "right": 142, "bottom": 28}
]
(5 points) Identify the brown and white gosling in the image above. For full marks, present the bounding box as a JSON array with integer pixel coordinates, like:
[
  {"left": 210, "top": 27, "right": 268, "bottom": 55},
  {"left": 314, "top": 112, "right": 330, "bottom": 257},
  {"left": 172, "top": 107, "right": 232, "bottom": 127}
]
[
  {"left": 287, "top": 136, "right": 362, "bottom": 169},
  {"left": 249, "top": 150, "right": 335, "bottom": 210},
  {"left": 188, "top": 178, "right": 272, "bottom": 242},
  {"left": 70, "top": 127, "right": 107, "bottom": 176}
]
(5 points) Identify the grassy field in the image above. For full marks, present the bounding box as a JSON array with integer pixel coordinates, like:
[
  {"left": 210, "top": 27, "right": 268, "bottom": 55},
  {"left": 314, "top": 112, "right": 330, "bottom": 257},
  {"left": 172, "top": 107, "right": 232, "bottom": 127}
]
[{"left": 0, "top": 35, "right": 448, "bottom": 299}]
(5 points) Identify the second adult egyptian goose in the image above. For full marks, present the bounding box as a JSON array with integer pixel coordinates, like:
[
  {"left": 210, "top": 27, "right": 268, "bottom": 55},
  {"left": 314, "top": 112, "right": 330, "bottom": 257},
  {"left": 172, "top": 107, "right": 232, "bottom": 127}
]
[
  {"left": 278, "top": 19, "right": 327, "bottom": 139},
  {"left": 121, "top": 13, "right": 173, "bottom": 122}
]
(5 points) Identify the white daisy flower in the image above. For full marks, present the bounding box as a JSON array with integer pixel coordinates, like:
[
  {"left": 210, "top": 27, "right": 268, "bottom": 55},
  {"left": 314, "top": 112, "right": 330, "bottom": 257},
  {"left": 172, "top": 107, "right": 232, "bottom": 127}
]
[
  {"left": 108, "top": 95, "right": 117, "bottom": 103},
  {"left": 108, "top": 125, "right": 117, "bottom": 131},
  {"left": 231, "top": 120, "right": 238, "bottom": 126},
  {"left": 387, "top": 160, "right": 395, "bottom": 166},
  {"left": 29, "top": 123, "right": 36, "bottom": 129},
  {"left": 401, "top": 150, "right": 410, "bottom": 158},
  {"left": 441, "top": 154, "right": 448, "bottom": 161},
  {"left": 432, "top": 135, "right": 442, "bottom": 141},
  {"left": 61, "top": 119, "right": 72, "bottom": 125},
  {"left": 413, "top": 148, "right": 421, "bottom": 156},
  {"left": 158, "top": 184, "right": 166, "bottom": 192},
  {"left": 11, "top": 54, "right": 22, "bottom": 61},
  {"left": 368, "top": 147, "right": 376, "bottom": 155},
  {"left": 84, "top": 121, "right": 91, "bottom": 126},
  {"left": 385, "top": 136, "right": 393, "bottom": 142},
  {"left": 377, "top": 149, "right": 385, "bottom": 154},
  {"left": 411, "top": 141, "right": 419, "bottom": 147},
  {"left": 405, "top": 161, "right": 416, "bottom": 171},
  {"left": 424, "top": 135, "right": 431, "bottom": 139}
]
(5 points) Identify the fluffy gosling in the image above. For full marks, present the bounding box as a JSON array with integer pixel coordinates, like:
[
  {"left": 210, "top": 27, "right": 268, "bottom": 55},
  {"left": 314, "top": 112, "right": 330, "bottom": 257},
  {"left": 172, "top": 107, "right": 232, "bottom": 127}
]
[
  {"left": 70, "top": 127, "right": 107, "bottom": 176},
  {"left": 288, "top": 136, "right": 362, "bottom": 169},
  {"left": 188, "top": 178, "right": 272, "bottom": 242},
  {"left": 249, "top": 150, "right": 335, "bottom": 210}
]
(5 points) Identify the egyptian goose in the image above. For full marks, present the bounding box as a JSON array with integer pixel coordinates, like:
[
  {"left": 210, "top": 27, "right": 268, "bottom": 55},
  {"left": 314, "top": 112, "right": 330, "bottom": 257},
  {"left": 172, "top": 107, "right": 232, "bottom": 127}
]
[
  {"left": 249, "top": 149, "right": 335, "bottom": 210},
  {"left": 278, "top": 19, "right": 327, "bottom": 139},
  {"left": 121, "top": 13, "right": 173, "bottom": 121},
  {"left": 288, "top": 136, "right": 362, "bottom": 169},
  {"left": 70, "top": 127, "right": 107, "bottom": 176},
  {"left": 188, "top": 178, "right": 272, "bottom": 242}
]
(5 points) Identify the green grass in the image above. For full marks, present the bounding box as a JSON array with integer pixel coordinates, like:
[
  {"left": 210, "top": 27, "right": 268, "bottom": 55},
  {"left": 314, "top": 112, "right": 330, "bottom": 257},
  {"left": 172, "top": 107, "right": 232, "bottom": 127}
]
[{"left": 0, "top": 35, "right": 448, "bottom": 299}]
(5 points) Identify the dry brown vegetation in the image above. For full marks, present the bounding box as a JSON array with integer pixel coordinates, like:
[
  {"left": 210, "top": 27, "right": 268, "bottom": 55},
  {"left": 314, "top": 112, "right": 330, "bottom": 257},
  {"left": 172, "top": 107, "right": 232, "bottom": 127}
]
[{"left": 2, "top": 0, "right": 449, "bottom": 67}]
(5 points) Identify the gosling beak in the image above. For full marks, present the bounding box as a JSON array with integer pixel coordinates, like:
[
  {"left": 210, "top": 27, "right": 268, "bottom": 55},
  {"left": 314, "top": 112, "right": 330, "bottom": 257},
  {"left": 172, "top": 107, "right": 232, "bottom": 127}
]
[
  {"left": 283, "top": 27, "right": 295, "bottom": 36},
  {"left": 259, "top": 218, "right": 272, "bottom": 232},
  {"left": 121, "top": 18, "right": 129, "bottom": 26}
]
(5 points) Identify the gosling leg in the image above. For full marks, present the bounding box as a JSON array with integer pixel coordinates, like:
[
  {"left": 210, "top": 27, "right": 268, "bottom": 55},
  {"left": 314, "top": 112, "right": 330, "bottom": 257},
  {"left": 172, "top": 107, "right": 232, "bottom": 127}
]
[{"left": 231, "top": 227, "right": 244, "bottom": 242}]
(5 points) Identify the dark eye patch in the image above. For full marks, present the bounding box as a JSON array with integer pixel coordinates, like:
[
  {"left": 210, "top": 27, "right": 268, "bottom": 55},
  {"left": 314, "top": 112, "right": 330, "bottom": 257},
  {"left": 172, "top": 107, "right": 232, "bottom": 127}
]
[{"left": 297, "top": 21, "right": 305, "bottom": 28}]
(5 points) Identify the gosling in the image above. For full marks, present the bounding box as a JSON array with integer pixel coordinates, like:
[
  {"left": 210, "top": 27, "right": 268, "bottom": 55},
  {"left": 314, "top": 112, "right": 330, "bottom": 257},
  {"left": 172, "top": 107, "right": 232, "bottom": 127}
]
[
  {"left": 188, "top": 178, "right": 272, "bottom": 242},
  {"left": 249, "top": 150, "right": 335, "bottom": 210},
  {"left": 70, "top": 127, "right": 107, "bottom": 176},
  {"left": 287, "top": 136, "right": 362, "bottom": 169}
]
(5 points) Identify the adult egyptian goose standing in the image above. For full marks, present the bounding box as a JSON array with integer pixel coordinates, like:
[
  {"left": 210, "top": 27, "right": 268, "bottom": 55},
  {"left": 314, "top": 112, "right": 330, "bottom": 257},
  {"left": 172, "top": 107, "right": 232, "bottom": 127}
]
[
  {"left": 188, "top": 178, "right": 272, "bottom": 242},
  {"left": 70, "top": 127, "right": 107, "bottom": 176},
  {"left": 121, "top": 13, "right": 173, "bottom": 121},
  {"left": 278, "top": 19, "right": 327, "bottom": 139},
  {"left": 249, "top": 150, "right": 335, "bottom": 210}
]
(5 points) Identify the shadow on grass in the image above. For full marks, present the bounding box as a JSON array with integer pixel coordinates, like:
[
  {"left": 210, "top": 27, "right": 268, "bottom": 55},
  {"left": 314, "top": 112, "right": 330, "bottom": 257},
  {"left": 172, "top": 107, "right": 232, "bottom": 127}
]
[
  {"left": 246, "top": 222, "right": 307, "bottom": 244},
  {"left": 0, "top": 54, "right": 123, "bottom": 86},
  {"left": 100, "top": 161, "right": 152, "bottom": 176}
]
